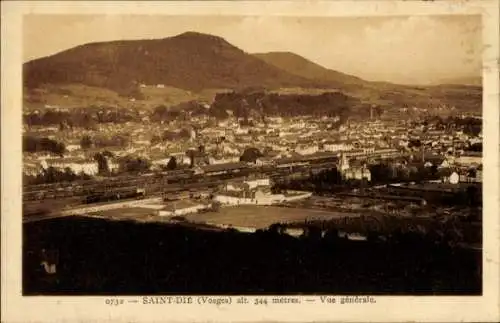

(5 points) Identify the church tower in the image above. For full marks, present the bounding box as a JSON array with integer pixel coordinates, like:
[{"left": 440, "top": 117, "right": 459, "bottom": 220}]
[{"left": 339, "top": 153, "right": 350, "bottom": 172}]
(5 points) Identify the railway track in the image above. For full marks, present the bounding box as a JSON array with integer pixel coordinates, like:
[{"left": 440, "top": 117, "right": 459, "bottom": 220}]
[
  {"left": 22, "top": 160, "right": 340, "bottom": 204},
  {"left": 23, "top": 149, "right": 398, "bottom": 199}
]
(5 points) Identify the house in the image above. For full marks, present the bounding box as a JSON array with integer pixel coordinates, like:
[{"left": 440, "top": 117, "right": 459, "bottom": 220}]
[
  {"left": 362, "top": 147, "right": 376, "bottom": 154},
  {"left": 276, "top": 155, "right": 310, "bottom": 168},
  {"left": 295, "top": 145, "right": 319, "bottom": 156},
  {"left": 421, "top": 153, "right": 445, "bottom": 166},
  {"left": 66, "top": 144, "right": 81, "bottom": 152},
  {"left": 448, "top": 171, "right": 460, "bottom": 184},
  {"left": 168, "top": 152, "right": 190, "bottom": 166},
  {"left": 476, "top": 165, "right": 483, "bottom": 182},
  {"left": 462, "top": 165, "right": 482, "bottom": 183},
  {"left": 158, "top": 200, "right": 210, "bottom": 217},
  {"left": 244, "top": 178, "right": 271, "bottom": 190},
  {"left": 343, "top": 167, "right": 371, "bottom": 182},
  {"left": 106, "top": 158, "right": 120, "bottom": 173},
  {"left": 323, "top": 141, "right": 353, "bottom": 152},
  {"left": 439, "top": 168, "right": 460, "bottom": 184},
  {"left": 186, "top": 147, "right": 209, "bottom": 167},
  {"left": 255, "top": 156, "right": 274, "bottom": 166},
  {"left": 371, "top": 148, "right": 400, "bottom": 159},
  {"left": 455, "top": 152, "right": 482, "bottom": 166},
  {"left": 268, "top": 116, "right": 283, "bottom": 124},
  {"left": 23, "top": 162, "right": 43, "bottom": 176},
  {"left": 214, "top": 178, "right": 311, "bottom": 206},
  {"left": 208, "top": 155, "right": 240, "bottom": 165},
  {"left": 439, "top": 154, "right": 457, "bottom": 168},
  {"left": 443, "top": 171, "right": 460, "bottom": 184},
  {"left": 201, "top": 162, "right": 248, "bottom": 176},
  {"left": 151, "top": 158, "right": 171, "bottom": 170},
  {"left": 221, "top": 144, "right": 240, "bottom": 155}
]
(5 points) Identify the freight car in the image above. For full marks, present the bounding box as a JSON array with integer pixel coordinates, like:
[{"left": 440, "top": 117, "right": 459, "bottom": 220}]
[{"left": 83, "top": 188, "right": 146, "bottom": 204}]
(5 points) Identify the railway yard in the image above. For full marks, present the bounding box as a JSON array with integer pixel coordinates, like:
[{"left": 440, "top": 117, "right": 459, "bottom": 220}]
[
  {"left": 22, "top": 149, "right": 481, "bottom": 229},
  {"left": 22, "top": 155, "right": 341, "bottom": 218}
]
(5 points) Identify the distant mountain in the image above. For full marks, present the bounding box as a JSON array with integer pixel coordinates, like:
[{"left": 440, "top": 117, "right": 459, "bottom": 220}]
[
  {"left": 253, "top": 51, "right": 366, "bottom": 89},
  {"left": 252, "top": 51, "right": 416, "bottom": 100},
  {"left": 23, "top": 32, "right": 329, "bottom": 93},
  {"left": 434, "top": 76, "right": 482, "bottom": 87},
  {"left": 23, "top": 32, "right": 482, "bottom": 114}
]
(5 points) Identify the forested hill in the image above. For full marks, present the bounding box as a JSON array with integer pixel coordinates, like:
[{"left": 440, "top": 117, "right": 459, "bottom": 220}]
[
  {"left": 210, "top": 91, "right": 358, "bottom": 120},
  {"left": 23, "top": 32, "right": 329, "bottom": 93},
  {"left": 23, "top": 32, "right": 482, "bottom": 114}
]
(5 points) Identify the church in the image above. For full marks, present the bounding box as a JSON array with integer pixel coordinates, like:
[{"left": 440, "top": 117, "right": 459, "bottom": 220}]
[{"left": 338, "top": 153, "right": 371, "bottom": 182}]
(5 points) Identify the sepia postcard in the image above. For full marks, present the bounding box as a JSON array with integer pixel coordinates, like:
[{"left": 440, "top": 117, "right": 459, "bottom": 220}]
[{"left": 1, "top": 0, "right": 499, "bottom": 322}]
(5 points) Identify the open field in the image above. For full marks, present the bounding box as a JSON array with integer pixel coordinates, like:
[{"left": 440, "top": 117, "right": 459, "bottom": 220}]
[
  {"left": 89, "top": 207, "right": 157, "bottom": 219},
  {"left": 23, "top": 83, "right": 229, "bottom": 111},
  {"left": 186, "top": 205, "right": 361, "bottom": 229}
]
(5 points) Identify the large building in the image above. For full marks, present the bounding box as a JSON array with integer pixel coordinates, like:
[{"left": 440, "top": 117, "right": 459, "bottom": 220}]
[
  {"left": 214, "top": 177, "right": 311, "bottom": 206},
  {"left": 338, "top": 153, "right": 371, "bottom": 182}
]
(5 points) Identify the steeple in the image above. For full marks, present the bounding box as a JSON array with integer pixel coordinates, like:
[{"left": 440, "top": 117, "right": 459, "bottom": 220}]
[{"left": 339, "top": 152, "right": 350, "bottom": 172}]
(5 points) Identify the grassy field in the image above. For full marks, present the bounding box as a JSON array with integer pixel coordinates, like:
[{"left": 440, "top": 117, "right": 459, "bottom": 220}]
[
  {"left": 23, "top": 84, "right": 229, "bottom": 110},
  {"left": 89, "top": 207, "right": 157, "bottom": 219},
  {"left": 186, "top": 205, "right": 361, "bottom": 229}
]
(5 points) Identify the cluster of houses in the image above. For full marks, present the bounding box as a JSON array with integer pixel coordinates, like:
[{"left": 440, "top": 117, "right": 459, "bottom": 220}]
[
  {"left": 23, "top": 115, "right": 483, "bottom": 185},
  {"left": 213, "top": 177, "right": 312, "bottom": 206}
]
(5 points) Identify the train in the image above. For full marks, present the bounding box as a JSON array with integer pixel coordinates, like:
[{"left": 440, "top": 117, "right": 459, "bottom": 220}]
[
  {"left": 83, "top": 188, "right": 146, "bottom": 205},
  {"left": 24, "top": 153, "right": 345, "bottom": 202}
]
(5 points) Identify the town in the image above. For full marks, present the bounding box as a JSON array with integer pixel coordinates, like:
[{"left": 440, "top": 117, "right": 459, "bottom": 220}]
[
  {"left": 19, "top": 19, "right": 484, "bottom": 297},
  {"left": 22, "top": 100, "right": 482, "bottom": 232}
]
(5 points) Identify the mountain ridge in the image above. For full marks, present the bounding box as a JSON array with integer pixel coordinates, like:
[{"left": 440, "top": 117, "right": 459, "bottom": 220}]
[
  {"left": 23, "top": 32, "right": 332, "bottom": 93},
  {"left": 23, "top": 31, "right": 482, "bottom": 114},
  {"left": 253, "top": 51, "right": 367, "bottom": 88}
]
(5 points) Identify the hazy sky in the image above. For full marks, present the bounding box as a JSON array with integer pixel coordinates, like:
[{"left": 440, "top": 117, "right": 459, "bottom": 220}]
[{"left": 23, "top": 14, "right": 482, "bottom": 85}]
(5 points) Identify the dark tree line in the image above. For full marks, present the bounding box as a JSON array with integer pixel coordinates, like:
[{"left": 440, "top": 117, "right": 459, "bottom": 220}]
[
  {"left": 23, "top": 107, "right": 141, "bottom": 129},
  {"left": 80, "top": 134, "right": 130, "bottom": 149},
  {"left": 24, "top": 166, "right": 91, "bottom": 185},
  {"left": 210, "top": 91, "right": 355, "bottom": 120},
  {"left": 368, "top": 162, "right": 440, "bottom": 184},
  {"left": 466, "top": 143, "right": 482, "bottom": 152},
  {"left": 274, "top": 162, "right": 444, "bottom": 194},
  {"left": 240, "top": 147, "right": 263, "bottom": 163},
  {"left": 117, "top": 155, "right": 151, "bottom": 174},
  {"left": 150, "top": 129, "right": 192, "bottom": 146},
  {"left": 23, "top": 90, "right": 359, "bottom": 129},
  {"left": 23, "top": 136, "right": 66, "bottom": 156},
  {"left": 93, "top": 151, "right": 114, "bottom": 175},
  {"left": 151, "top": 102, "right": 207, "bottom": 122},
  {"left": 92, "top": 152, "right": 152, "bottom": 175},
  {"left": 422, "top": 115, "right": 482, "bottom": 137},
  {"left": 151, "top": 105, "right": 184, "bottom": 122},
  {"left": 23, "top": 216, "right": 481, "bottom": 295},
  {"left": 166, "top": 156, "right": 177, "bottom": 170}
]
